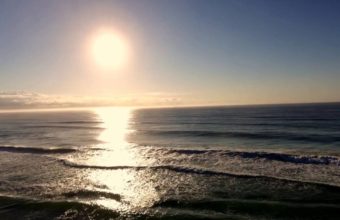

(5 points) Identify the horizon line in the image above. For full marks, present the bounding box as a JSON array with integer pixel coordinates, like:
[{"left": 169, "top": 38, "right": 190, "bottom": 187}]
[{"left": 1, "top": 100, "right": 339, "bottom": 113}]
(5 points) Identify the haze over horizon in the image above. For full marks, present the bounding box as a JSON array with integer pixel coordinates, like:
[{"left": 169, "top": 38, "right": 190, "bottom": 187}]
[{"left": 1, "top": 0, "right": 340, "bottom": 109}]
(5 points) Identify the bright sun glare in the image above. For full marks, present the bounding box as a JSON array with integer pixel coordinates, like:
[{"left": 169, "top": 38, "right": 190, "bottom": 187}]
[{"left": 92, "top": 30, "right": 129, "bottom": 71}]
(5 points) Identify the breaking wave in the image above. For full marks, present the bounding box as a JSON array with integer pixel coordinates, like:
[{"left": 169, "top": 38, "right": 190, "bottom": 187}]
[{"left": 167, "top": 149, "right": 340, "bottom": 165}]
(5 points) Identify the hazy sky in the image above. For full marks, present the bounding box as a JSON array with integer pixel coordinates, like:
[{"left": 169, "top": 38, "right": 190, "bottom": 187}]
[{"left": 1, "top": 0, "right": 340, "bottom": 108}]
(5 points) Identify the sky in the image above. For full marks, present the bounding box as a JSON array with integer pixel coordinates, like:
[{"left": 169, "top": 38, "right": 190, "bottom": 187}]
[{"left": 0, "top": 0, "right": 340, "bottom": 109}]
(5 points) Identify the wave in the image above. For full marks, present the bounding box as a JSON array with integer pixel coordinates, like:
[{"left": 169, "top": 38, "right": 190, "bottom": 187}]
[
  {"left": 137, "top": 121, "right": 340, "bottom": 130},
  {"left": 140, "top": 130, "right": 340, "bottom": 143},
  {"left": 0, "top": 145, "right": 78, "bottom": 154},
  {"left": 167, "top": 149, "right": 340, "bottom": 166},
  {"left": 0, "top": 194, "right": 339, "bottom": 220},
  {"left": 61, "top": 189, "right": 122, "bottom": 202},
  {"left": 153, "top": 198, "right": 340, "bottom": 219},
  {"left": 0, "top": 195, "right": 120, "bottom": 220},
  {"left": 0, "top": 134, "right": 10, "bottom": 138},
  {"left": 251, "top": 116, "right": 336, "bottom": 121},
  {"left": 0, "top": 195, "right": 252, "bottom": 220},
  {"left": 60, "top": 159, "right": 265, "bottom": 178},
  {"left": 53, "top": 120, "right": 101, "bottom": 124},
  {"left": 60, "top": 159, "right": 340, "bottom": 189},
  {"left": 22, "top": 125, "right": 103, "bottom": 130}
]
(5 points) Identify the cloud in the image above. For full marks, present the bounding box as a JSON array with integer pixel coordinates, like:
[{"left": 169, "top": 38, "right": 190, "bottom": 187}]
[{"left": 0, "top": 91, "right": 184, "bottom": 109}]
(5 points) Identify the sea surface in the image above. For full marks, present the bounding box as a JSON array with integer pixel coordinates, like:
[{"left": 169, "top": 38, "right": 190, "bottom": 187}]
[{"left": 0, "top": 103, "right": 340, "bottom": 219}]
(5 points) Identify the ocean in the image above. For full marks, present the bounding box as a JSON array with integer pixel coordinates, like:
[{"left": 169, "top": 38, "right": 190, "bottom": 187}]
[{"left": 0, "top": 103, "right": 339, "bottom": 219}]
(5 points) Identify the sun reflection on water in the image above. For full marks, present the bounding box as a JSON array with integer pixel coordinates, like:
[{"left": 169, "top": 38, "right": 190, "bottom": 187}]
[
  {"left": 87, "top": 107, "right": 139, "bottom": 166},
  {"left": 96, "top": 107, "right": 131, "bottom": 147},
  {"left": 85, "top": 107, "right": 158, "bottom": 210}
]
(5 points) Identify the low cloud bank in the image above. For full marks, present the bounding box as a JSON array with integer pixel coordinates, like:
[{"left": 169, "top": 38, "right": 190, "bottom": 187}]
[{"left": 0, "top": 91, "right": 183, "bottom": 109}]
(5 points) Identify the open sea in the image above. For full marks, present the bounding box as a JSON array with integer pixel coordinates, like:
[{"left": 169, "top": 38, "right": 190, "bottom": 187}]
[{"left": 0, "top": 103, "right": 340, "bottom": 219}]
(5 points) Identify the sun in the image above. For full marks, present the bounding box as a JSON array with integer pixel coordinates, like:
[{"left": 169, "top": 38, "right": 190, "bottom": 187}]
[{"left": 92, "top": 30, "right": 129, "bottom": 71}]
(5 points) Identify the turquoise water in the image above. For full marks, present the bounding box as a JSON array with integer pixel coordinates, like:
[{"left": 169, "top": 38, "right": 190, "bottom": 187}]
[{"left": 0, "top": 103, "right": 339, "bottom": 219}]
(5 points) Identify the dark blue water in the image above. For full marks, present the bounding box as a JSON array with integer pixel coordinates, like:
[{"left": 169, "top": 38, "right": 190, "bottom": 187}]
[
  {"left": 0, "top": 103, "right": 339, "bottom": 219},
  {"left": 130, "top": 103, "right": 340, "bottom": 151}
]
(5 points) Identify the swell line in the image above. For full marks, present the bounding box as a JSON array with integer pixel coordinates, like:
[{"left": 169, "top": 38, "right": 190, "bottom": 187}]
[
  {"left": 59, "top": 159, "right": 340, "bottom": 189},
  {"left": 22, "top": 125, "right": 103, "bottom": 130},
  {"left": 0, "top": 146, "right": 78, "bottom": 154},
  {"left": 60, "top": 159, "right": 257, "bottom": 176},
  {"left": 140, "top": 130, "right": 340, "bottom": 143},
  {"left": 167, "top": 149, "right": 340, "bottom": 166}
]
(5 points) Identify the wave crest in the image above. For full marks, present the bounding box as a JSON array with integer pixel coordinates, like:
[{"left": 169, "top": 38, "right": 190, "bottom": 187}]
[
  {"left": 168, "top": 149, "right": 340, "bottom": 166},
  {"left": 0, "top": 145, "right": 77, "bottom": 154}
]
